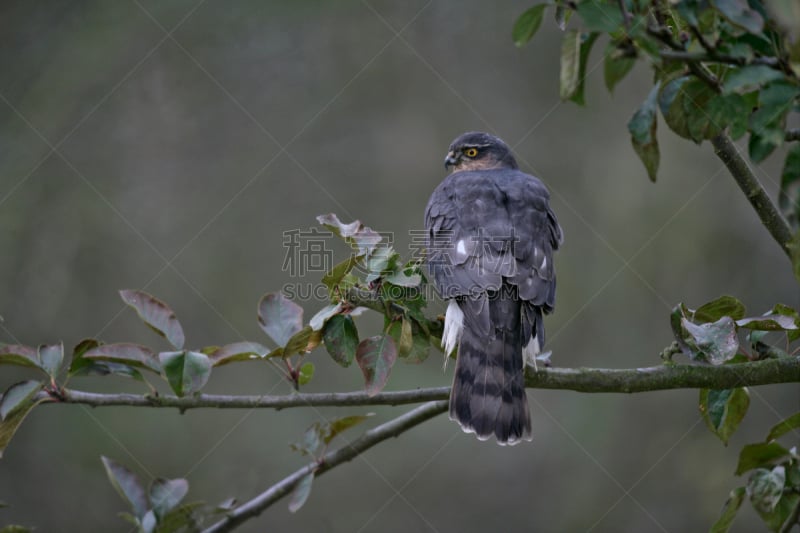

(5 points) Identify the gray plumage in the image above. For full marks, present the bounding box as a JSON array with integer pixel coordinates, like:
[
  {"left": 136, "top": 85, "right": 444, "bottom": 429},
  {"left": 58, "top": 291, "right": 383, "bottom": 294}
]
[{"left": 425, "top": 131, "right": 562, "bottom": 444}]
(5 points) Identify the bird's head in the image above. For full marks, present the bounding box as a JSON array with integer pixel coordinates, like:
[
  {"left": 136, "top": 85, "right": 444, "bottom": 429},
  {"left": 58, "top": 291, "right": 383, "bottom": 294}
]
[{"left": 444, "top": 131, "right": 518, "bottom": 172}]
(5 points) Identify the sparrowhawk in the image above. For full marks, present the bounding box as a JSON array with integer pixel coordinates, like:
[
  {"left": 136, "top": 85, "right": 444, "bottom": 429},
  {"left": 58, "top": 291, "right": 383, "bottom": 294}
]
[{"left": 424, "top": 131, "right": 562, "bottom": 445}]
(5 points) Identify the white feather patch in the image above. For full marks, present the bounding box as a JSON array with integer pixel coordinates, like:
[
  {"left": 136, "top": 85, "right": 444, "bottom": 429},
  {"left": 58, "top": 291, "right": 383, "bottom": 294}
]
[
  {"left": 442, "top": 300, "right": 464, "bottom": 369},
  {"left": 523, "top": 335, "right": 541, "bottom": 371}
]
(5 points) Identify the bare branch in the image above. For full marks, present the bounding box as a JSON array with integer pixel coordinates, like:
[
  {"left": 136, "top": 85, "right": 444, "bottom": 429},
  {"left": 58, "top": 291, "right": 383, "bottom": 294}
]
[
  {"left": 711, "top": 133, "right": 794, "bottom": 258},
  {"left": 26, "top": 356, "right": 800, "bottom": 410},
  {"left": 202, "top": 400, "right": 449, "bottom": 533}
]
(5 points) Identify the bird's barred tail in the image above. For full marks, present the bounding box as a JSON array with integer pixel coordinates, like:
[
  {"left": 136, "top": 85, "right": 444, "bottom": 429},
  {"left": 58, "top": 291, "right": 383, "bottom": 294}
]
[{"left": 448, "top": 289, "right": 531, "bottom": 445}]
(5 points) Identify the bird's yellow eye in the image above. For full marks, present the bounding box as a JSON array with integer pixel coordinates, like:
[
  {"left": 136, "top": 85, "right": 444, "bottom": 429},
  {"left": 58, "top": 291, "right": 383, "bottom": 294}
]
[{"left": 464, "top": 148, "right": 479, "bottom": 157}]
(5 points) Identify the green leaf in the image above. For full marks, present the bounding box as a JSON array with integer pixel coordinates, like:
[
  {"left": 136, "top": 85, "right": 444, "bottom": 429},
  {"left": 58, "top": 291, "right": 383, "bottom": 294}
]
[
  {"left": 283, "top": 326, "right": 322, "bottom": 356},
  {"left": 206, "top": 341, "right": 269, "bottom": 367},
  {"left": 156, "top": 501, "right": 204, "bottom": 532},
  {"left": 748, "top": 130, "right": 781, "bottom": 163},
  {"left": 288, "top": 472, "right": 314, "bottom": 513},
  {"left": 747, "top": 466, "right": 785, "bottom": 514},
  {"left": 513, "top": 5, "right": 547, "bottom": 47},
  {"left": 387, "top": 318, "right": 430, "bottom": 363},
  {"left": 0, "top": 381, "right": 43, "bottom": 421},
  {"left": 682, "top": 78, "right": 721, "bottom": 143},
  {"left": 694, "top": 295, "right": 747, "bottom": 323},
  {"left": 257, "top": 292, "right": 304, "bottom": 347},
  {"left": 323, "top": 315, "right": 359, "bottom": 367},
  {"left": 699, "top": 388, "right": 750, "bottom": 445},
  {"left": 68, "top": 338, "right": 102, "bottom": 375},
  {"left": 628, "top": 83, "right": 660, "bottom": 182},
  {"left": 355, "top": 335, "right": 397, "bottom": 396},
  {"left": 149, "top": 477, "right": 188, "bottom": 520},
  {"left": 560, "top": 31, "right": 599, "bottom": 105},
  {"left": 0, "top": 388, "right": 42, "bottom": 459},
  {"left": 38, "top": 343, "right": 63, "bottom": 378},
  {"left": 723, "top": 65, "right": 785, "bottom": 94},
  {"left": 710, "top": 0, "right": 764, "bottom": 34},
  {"left": 681, "top": 316, "right": 739, "bottom": 364},
  {"left": 309, "top": 303, "right": 343, "bottom": 331},
  {"left": 710, "top": 486, "right": 746, "bottom": 533},
  {"left": 766, "top": 412, "right": 800, "bottom": 442},
  {"left": 159, "top": 351, "right": 212, "bottom": 397},
  {"left": 735, "top": 314, "right": 798, "bottom": 331},
  {"left": 789, "top": 231, "right": 800, "bottom": 285},
  {"left": 604, "top": 41, "right": 635, "bottom": 93},
  {"left": 119, "top": 290, "right": 185, "bottom": 350},
  {"left": 320, "top": 413, "right": 373, "bottom": 445},
  {"left": 575, "top": 0, "right": 623, "bottom": 32},
  {"left": 736, "top": 442, "right": 790, "bottom": 475},
  {"left": 659, "top": 76, "right": 693, "bottom": 140},
  {"left": 0, "top": 526, "right": 33, "bottom": 533},
  {"left": 0, "top": 345, "right": 41, "bottom": 370},
  {"left": 321, "top": 257, "right": 358, "bottom": 292},
  {"left": 706, "top": 93, "right": 751, "bottom": 140},
  {"left": 554, "top": 3, "right": 572, "bottom": 30},
  {"left": 101, "top": 456, "right": 148, "bottom": 519},
  {"left": 755, "top": 490, "right": 800, "bottom": 532},
  {"left": 298, "top": 362, "right": 314, "bottom": 386},
  {"left": 365, "top": 246, "right": 399, "bottom": 282},
  {"left": 398, "top": 318, "right": 413, "bottom": 357},
  {"left": 779, "top": 144, "right": 800, "bottom": 230},
  {"left": 84, "top": 343, "right": 161, "bottom": 373}
]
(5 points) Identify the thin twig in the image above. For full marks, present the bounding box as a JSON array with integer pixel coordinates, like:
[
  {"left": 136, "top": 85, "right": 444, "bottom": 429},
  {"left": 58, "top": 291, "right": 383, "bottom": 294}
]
[
  {"left": 202, "top": 400, "right": 449, "bottom": 533},
  {"left": 660, "top": 50, "right": 780, "bottom": 68},
  {"left": 711, "top": 133, "right": 794, "bottom": 258}
]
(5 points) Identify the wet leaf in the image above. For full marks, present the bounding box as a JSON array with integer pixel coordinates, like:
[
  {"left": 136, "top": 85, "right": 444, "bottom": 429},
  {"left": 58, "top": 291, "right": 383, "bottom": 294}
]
[
  {"left": 309, "top": 303, "right": 343, "bottom": 331},
  {"left": 0, "top": 381, "right": 42, "bottom": 421},
  {"left": 355, "top": 335, "right": 397, "bottom": 396},
  {"left": 288, "top": 472, "right": 314, "bottom": 513},
  {"left": 119, "top": 290, "right": 185, "bottom": 349},
  {"left": 628, "top": 83, "right": 660, "bottom": 182},
  {"left": 84, "top": 343, "right": 161, "bottom": 373},
  {"left": 323, "top": 315, "right": 359, "bottom": 367},
  {"left": 747, "top": 467, "right": 785, "bottom": 514},
  {"left": 699, "top": 388, "right": 750, "bottom": 445},
  {"left": 681, "top": 316, "right": 739, "bottom": 364},
  {"left": 736, "top": 442, "right": 790, "bottom": 475},
  {"left": 257, "top": 292, "right": 304, "bottom": 347},
  {"left": 38, "top": 343, "right": 63, "bottom": 378},
  {"left": 149, "top": 477, "right": 188, "bottom": 519},
  {"left": 513, "top": 4, "right": 547, "bottom": 47},
  {"left": 316, "top": 213, "right": 382, "bottom": 256},
  {"left": 101, "top": 456, "right": 148, "bottom": 519},
  {"left": 735, "top": 315, "right": 798, "bottom": 331},
  {"left": 710, "top": 486, "right": 745, "bottom": 533},
  {"left": 159, "top": 351, "right": 212, "bottom": 397},
  {"left": 0, "top": 345, "right": 41, "bottom": 370}
]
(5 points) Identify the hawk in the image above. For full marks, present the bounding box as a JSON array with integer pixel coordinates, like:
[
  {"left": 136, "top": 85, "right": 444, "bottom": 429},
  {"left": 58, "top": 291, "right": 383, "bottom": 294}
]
[{"left": 424, "top": 131, "right": 562, "bottom": 445}]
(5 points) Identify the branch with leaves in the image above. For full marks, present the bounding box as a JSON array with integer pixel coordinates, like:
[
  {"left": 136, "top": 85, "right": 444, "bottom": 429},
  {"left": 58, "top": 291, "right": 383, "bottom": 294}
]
[{"left": 511, "top": 1, "right": 800, "bottom": 530}]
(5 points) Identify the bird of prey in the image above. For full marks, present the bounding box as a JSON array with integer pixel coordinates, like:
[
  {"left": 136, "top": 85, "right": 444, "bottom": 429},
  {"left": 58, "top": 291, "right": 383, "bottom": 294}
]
[{"left": 424, "top": 131, "right": 562, "bottom": 445}]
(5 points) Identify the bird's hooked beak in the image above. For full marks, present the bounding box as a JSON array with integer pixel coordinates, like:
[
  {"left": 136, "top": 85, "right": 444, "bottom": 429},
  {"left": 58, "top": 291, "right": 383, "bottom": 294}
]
[{"left": 444, "top": 150, "right": 459, "bottom": 169}]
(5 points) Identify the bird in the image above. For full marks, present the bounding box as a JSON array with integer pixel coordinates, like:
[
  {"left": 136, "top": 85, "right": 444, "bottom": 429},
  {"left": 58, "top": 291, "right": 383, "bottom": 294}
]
[{"left": 424, "top": 131, "right": 562, "bottom": 445}]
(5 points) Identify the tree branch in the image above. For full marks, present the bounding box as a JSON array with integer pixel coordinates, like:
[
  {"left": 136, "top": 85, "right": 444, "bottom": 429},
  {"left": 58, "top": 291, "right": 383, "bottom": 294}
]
[
  {"left": 660, "top": 49, "right": 781, "bottom": 69},
  {"left": 787, "top": 129, "right": 800, "bottom": 142},
  {"left": 711, "top": 133, "right": 794, "bottom": 258},
  {"left": 202, "top": 400, "right": 449, "bottom": 533},
  {"left": 26, "top": 356, "right": 800, "bottom": 410}
]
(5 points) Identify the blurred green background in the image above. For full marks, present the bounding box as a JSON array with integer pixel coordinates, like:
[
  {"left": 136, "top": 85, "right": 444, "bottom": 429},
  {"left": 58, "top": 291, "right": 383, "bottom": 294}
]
[{"left": 1, "top": 1, "right": 798, "bottom": 531}]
